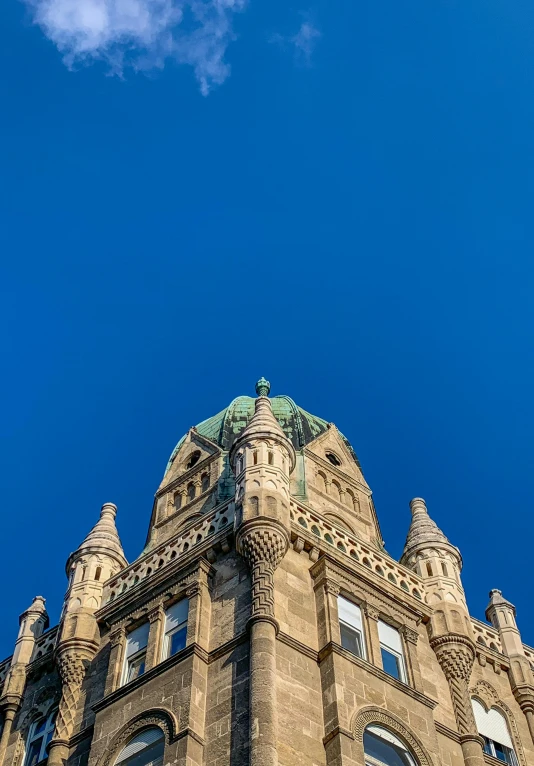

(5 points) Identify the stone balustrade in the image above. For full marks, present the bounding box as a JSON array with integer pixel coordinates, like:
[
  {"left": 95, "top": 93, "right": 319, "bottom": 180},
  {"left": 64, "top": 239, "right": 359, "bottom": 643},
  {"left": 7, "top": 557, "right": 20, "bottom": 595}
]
[
  {"left": 30, "top": 626, "right": 59, "bottom": 663},
  {"left": 471, "top": 617, "right": 503, "bottom": 654},
  {"left": 290, "top": 504, "right": 425, "bottom": 600},
  {"left": 103, "top": 504, "right": 234, "bottom": 603}
]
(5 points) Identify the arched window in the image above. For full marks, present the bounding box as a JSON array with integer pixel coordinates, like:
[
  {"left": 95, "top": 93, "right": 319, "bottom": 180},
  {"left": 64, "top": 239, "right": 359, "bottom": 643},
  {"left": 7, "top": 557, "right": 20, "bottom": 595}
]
[
  {"left": 115, "top": 727, "right": 165, "bottom": 766},
  {"left": 25, "top": 710, "right": 57, "bottom": 766},
  {"left": 331, "top": 480, "right": 342, "bottom": 502},
  {"left": 186, "top": 451, "right": 201, "bottom": 469},
  {"left": 187, "top": 483, "right": 196, "bottom": 502},
  {"left": 317, "top": 471, "right": 327, "bottom": 494},
  {"left": 471, "top": 699, "right": 518, "bottom": 765},
  {"left": 363, "top": 725, "right": 417, "bottom": 766},
  {"left": 201, "top": 473, "right": 210, "bottom": 493}
]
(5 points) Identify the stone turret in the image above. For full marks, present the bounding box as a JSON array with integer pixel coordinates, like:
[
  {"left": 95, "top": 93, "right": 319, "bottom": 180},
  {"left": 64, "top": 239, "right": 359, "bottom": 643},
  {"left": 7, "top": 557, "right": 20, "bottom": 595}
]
[
  {"left": 0, "top": 597, "right": 49, "bottom": 766},
  {"left": 401, "top": 498, "right": 484, "bottom": 766},
  {"left": 232, "top": 378, "right": 296, "bottom": 766},
  {"left": 486, "top": 590, "right": 534, "bottom": 743},
  {"left": 401, "top": 497, "right": 469, "bottom": 630},
  {"left": 48, "top": 503, "right": 127, "bottom": 766}
]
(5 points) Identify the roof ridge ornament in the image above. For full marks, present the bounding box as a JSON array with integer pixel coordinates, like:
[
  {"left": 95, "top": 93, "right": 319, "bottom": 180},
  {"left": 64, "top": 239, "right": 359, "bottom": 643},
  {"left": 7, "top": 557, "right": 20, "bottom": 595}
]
[{"left": 255, "top": 377, "right": 271, "bottom": 397}]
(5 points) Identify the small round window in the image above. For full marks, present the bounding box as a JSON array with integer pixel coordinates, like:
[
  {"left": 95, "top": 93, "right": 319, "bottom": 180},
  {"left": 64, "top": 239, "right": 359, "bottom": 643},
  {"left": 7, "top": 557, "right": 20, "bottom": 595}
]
[
  {"left": 186, "top": 450, "right": 201, "bottom": 469},
  {"left": 326, "top": 452, "right": 341, "bottom": 466}
]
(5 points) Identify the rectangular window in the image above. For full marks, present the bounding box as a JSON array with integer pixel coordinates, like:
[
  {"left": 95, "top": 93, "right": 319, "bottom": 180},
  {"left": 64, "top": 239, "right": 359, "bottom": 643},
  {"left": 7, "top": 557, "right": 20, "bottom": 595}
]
[
  {"left": 338, "top": 596, "right": 366, "bottom": 659},
  {"left": 122, "top": 622, "right": 149, "bottom": 685},
  {"left": 378, "top": 620, "right": 407, "bottom": 682},
  {"left": 164, "top": 599, "right": 189, "bottom": 659}
]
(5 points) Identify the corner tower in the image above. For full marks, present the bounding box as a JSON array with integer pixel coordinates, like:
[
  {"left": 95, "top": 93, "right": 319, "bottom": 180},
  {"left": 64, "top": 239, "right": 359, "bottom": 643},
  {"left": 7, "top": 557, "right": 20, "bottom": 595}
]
[
  {"left": 401, "top": 498, "right": 485, "bottom": 766},
  {"left": 232, "top": 378, "right": 296, "bottom": 766},
  {"left": 48, "top": 503, "right": 127, "bottom": 766}
]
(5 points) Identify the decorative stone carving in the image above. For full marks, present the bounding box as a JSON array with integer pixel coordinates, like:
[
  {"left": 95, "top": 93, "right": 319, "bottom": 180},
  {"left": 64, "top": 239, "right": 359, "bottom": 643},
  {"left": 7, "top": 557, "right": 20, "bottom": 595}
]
[
  {"left": 53, "top": 652, "right": 89, "bottom": 741},
  {"left": 353, "top": 706, "right": 435, "bottom": 766},
  {"left": 431, "top": 635, "right": 477, "bottom": 736},
  {"left": 363, "top": 603, "right": 380, "bottom": 621},
  {"left": 238, "top": 525, "right": 288, "bottom": 619},
  {"left": 324, "top": 581, "right": 340, "bottom": 598},
  {"left": 98, "top": 709, "right": 177, "bottom": 766},
  {"left": 402, "top": 626, "right": 419, "bottom": 645}
]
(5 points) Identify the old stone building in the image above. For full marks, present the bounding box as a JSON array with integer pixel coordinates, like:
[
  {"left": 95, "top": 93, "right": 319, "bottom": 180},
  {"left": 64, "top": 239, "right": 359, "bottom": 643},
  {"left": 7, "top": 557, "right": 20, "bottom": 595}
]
[{"left": 1, "top": 379, "right": 533, "bottom": 766}]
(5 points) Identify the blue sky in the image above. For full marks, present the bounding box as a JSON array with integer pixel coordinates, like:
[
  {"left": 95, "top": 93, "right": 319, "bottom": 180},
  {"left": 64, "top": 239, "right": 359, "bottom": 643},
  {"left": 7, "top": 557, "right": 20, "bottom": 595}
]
[{"left": 1, "top": 0, "right": 534, "bottom": 658}]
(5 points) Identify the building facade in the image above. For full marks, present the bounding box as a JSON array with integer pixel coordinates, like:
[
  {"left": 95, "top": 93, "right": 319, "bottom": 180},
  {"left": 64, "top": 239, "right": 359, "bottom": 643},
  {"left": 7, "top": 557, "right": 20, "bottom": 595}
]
[{"left": 1, "top": 379, "right": 533, "bottom": 766}]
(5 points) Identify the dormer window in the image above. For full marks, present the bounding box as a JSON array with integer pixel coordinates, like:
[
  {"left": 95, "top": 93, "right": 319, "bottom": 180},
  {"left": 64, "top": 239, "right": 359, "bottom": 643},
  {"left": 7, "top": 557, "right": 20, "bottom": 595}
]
[
  {"left": 326, "top": 452, "right": 341, "bottom": 466},
  {"left": 186, "top": 451, "right": 201, "bottom": 469}
]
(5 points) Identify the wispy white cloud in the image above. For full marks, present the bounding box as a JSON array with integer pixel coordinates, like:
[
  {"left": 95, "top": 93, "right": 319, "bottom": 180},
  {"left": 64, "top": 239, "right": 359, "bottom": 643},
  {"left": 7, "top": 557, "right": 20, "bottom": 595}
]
[
  {"left": 24, "top": 0, "right": 247, "bottom": 94},
  {"left": 269, "top": 14, "right": 320, "bottom": 66},
  {"left": 291, "top": 20, "right": 320, "bottom": 64}
]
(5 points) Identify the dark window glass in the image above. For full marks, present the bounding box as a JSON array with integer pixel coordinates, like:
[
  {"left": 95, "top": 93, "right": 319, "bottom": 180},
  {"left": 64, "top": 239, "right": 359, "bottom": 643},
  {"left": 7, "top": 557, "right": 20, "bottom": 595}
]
[
  {"left": 340, "top": 623, "right": 363, "bottom": 658},
  {"left": 127, "top": 653, "right": 146, "bottom": 682},
  {"left": 169, "top": 626, "right": 187, "bottom": 657},
  {"left": 363, "top": 730, "right": 414, "bottom": 766},
  {"left": 120, "top": 738, "right": 165, "bottom": 766},
  {"left": 381, "top": 648, "right": 402, "bottom": 680},
  {"left": 326, "top": 452, "right": 341, "bottom": 466},
  {"left": 186, "top": 451, "right": 201, "bottom": 469},
  {"left": 26, "top": 739, "right": 43, "bottom": 766}
]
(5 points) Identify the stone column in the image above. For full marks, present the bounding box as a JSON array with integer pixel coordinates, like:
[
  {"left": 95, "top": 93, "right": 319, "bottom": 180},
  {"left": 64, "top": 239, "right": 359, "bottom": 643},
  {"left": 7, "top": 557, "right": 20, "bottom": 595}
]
[
  {"left": 237, "top": 522, "right": 288, "bottom": 766},
  {"left": 515, "top": 693, "right": 534, "bottom": 744},
  {"left": 145, "top": 606, "right": 165, "bottom": 671},
  {"left": 362, "top": 604, "right": 381, "bottom": 666},
  {"left": 48, "top": 647, "right": 93, "bottom": 766},
  {"left": 431, "top": 636, "right": 485, "bottom": 766},
  {"left": 401, "top": 626, "right": 424, "bottom": 691},
  {"left": 104, "top": 626, "right": 126, "bottom": 696},
  {"left": 0, "top": 704, "right": 17, "bottom": 766}
]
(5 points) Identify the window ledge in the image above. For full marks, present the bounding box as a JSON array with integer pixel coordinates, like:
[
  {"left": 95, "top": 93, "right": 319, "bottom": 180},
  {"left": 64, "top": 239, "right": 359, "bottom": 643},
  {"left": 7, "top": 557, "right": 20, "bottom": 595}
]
[
  {"left": 93, "top": 642, "right": 206, "bottom": 713},
  {"left": 483, "top": 756, "right": 514, "bottom": 766},
  {"left": 319, "top": 641, "right": 437, "bottom": 710}
]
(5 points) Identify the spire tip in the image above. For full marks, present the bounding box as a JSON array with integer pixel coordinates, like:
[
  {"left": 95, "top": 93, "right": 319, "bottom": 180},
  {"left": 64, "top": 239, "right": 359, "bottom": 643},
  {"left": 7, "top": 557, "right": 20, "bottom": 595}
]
[{"left": 255, "top": 377, "right": 271, "bottom": 397}]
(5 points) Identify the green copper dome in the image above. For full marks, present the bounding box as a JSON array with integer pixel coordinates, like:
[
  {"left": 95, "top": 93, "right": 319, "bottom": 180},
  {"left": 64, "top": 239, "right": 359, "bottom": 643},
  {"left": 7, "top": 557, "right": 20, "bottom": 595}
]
[{"left": 165, "top": 393, "right": 359, "bottom": 474}]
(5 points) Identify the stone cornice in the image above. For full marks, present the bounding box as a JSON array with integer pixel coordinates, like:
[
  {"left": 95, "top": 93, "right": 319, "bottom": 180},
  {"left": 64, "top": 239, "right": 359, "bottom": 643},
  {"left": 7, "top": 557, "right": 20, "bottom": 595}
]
[
  {"left": 310, "top": 554, "right": 431, "bottom": 624},
  {"left": 96, "top": 558, "right": 214, "bottom": 626},
  {"left": 69, "top": 724, "right": 94, "bottom": 747},
  {"left": 434, "top": 721, "right": 461, "bottom": 743},
  {"left": 322, "top": 725, "right": 355, "bottom": 746},
  {"left": 319, "top": 641, "right": 438, "bottom": 710},
  {"left": 277, "top": 631, "right": 318, "bottom": 661},
  {"left": 93, "top": 643, "right": 206, "bottom": 712},
  {"left": 301, "top": 452, "right": 371, "bottom": 494},
  {"left": 156, "top": 450, "right": 221, "bottom": 499}
]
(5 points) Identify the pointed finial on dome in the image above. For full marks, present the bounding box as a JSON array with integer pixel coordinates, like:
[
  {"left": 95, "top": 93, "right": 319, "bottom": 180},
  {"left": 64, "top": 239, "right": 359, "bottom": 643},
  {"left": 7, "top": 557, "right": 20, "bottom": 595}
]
[{"left": 255, "top": 377, "right": 271, "bottom": 397}]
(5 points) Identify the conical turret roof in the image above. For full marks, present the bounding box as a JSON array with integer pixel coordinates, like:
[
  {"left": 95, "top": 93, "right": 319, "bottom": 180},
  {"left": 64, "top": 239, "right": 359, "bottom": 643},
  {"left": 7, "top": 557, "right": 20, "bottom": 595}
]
[
  {"left": 67, "top": 503, "right": 127, "bottom": 571},
  {"left": 229, "top": 378, "right": 296, "bottom": 469},
  {"left": 400, "top": 498, "right": 460, "bottom": 566}
]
